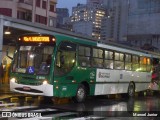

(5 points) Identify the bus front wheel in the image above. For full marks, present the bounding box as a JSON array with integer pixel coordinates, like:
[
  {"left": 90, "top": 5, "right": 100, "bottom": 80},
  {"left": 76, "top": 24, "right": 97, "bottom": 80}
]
[
  {"left": 73, "top": 84, "right": 86, "bottom": 103},
  {"left": 128, "top": 82, "right": 135, "bottom": 97}
]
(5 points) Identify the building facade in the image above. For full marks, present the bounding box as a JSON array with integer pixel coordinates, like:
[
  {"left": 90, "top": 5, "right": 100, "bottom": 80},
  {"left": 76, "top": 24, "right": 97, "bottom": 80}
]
[
  {"left": 56, "top": 8, "right": 69, "bottom": 25},
  {"left": 127, "top": 0, "right": 160, "bottom": 51},
  {"left": 56, "top": 8, "right": 71, "bottom": 30},
  {"left": 103, "top": 0, "right": 129, "bottom": 42},
  {"left": 0, "top": 0, "right": 57, "bottom": 27},
  {"left": 71, "top": 3, "right": 106, "bottom": 40}
]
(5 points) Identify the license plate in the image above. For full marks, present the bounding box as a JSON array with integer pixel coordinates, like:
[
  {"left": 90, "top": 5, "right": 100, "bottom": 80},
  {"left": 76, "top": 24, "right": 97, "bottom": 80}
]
[{"left": 23, "top": 86, "right": 31, "bottom": 91}]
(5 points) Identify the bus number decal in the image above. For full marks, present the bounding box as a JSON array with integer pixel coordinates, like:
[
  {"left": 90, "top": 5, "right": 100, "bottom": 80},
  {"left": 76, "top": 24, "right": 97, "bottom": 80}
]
[{"left": 120, "top": 74, "right": 123, "bottom": 79}]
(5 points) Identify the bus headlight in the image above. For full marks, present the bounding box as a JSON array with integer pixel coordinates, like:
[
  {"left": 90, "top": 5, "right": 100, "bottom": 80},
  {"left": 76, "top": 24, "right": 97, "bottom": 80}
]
[
  {"left": 10, "top": 78, "right": 16, "bottom": 83},
  {"left": 43, "top": 80, "right": 48, "bottom": 85}
]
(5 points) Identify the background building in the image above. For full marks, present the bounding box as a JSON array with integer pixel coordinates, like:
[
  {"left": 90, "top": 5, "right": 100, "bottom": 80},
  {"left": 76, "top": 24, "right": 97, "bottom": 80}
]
[
  {"left": 56, "top": 8, "right": 69, "bottom": 26},
  {"left": 71, "top": 0, "right": 129, "bottom": 42},
  {"left": 104, "top": 0, "right": 160, "bottom": 51},
  {"left": 127, "top": 0, "right": 160, "bottom": 51},
  {"left": 71, "top": 3, "right": 106, "bottom": 40},
  {"left": 0, "top": 0, "right": 57, "bottom": 27},
  {"left": 103, "top": 0, "right": 129, "bottom": 42},
  {"left": 56, "top": 8, "right": 72, "bottom": 30}
]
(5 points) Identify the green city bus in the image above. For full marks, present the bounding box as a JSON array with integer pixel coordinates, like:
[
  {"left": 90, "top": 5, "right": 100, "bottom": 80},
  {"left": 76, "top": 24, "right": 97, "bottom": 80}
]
[{"left": 9, "top": 33, "right": 160, "bottom": 103}]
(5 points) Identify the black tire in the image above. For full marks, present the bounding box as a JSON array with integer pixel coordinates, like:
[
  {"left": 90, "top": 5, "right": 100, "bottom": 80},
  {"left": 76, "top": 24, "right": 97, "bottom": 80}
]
[
  {"left": 73, "top": 84, "right": 86, "bottom": 103},
  {"left": 128, "top": 82, "right": 135, "bottom": 97}
]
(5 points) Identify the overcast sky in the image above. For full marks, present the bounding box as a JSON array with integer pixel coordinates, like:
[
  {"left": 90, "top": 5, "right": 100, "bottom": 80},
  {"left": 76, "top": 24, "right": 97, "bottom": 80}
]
[{"left": 57, "top": 0, "right": 86, "bottom": 15}]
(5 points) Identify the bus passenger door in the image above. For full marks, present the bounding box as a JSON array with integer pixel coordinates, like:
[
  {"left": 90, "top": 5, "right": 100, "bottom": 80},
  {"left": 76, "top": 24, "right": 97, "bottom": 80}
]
[{"left": 54, "top": 41, "right": 77, "bottom": 97}]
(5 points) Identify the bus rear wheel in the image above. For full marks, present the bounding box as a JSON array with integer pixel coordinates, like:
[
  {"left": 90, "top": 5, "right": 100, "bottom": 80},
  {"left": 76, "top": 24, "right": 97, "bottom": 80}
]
[
  {"left": 128, "top": 82, "right": 135, "bottom": 97},
  {"left": 73, "top": 84, "right": 86, "bottom": 103}
]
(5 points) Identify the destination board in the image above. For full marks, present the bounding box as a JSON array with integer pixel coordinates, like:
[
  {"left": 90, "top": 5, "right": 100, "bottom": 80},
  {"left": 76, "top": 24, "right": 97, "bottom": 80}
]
[{"left": 23, "top": 36, "right": 50, "bottom": 42}]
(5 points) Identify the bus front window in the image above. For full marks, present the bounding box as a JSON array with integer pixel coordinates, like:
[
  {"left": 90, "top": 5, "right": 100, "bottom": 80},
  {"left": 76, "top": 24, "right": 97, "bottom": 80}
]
[{"left": 12, "top": 46, "right": 54, "bottom": 75}]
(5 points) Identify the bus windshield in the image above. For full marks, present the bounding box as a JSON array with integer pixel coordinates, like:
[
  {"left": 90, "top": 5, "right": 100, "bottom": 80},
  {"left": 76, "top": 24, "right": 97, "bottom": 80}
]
[{"left": 12, "top": 46, "right": 54, "bottom": 75}]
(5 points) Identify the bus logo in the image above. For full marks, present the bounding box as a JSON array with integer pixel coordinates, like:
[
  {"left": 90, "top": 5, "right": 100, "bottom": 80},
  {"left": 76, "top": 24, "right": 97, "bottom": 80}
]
[{"left": 98, "top": 72, "right": 110, "bottom": 78}]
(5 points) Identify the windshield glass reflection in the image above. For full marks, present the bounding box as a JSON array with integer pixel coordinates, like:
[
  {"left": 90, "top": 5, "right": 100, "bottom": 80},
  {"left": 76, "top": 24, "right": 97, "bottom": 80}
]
[{"left": 12, "top": 46, "right": 54, "bottom": 75}]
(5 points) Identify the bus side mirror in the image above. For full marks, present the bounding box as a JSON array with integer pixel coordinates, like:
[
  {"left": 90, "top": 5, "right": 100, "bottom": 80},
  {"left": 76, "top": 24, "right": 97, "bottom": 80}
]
[{"left": 6, "top": 48, "right": 13, "bottom": 60}]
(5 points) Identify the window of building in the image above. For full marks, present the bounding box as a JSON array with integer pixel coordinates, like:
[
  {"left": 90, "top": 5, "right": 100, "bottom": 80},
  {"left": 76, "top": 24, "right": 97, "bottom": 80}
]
[
  {"left": 36, "top": 14, "right": 47, "bottom": 25},
  {"left": 42, "top": 0, "right": 46, "bottom": 9},
  {"left": 17, "top": 11, "right": 25, "bottom": 20},
  {"left": 50, "top": 4, "right": 55, "bottom": 12},
  {"left": 36, "top": 0, "right": 41, "bottom": 7},
  {"left": 17, "top": 11, "right": 32, "bottom": 21},
  {"left": 78, "top": 46, "right": 91, "bottom": 67},
  {"left": 0, "top": 8, "right": 12, "bottom": 17},
  {"left": 19, "top": 0, "right": 24, "bottom": 3},
  {"left": 49, "top": 17, "right": 56, "bottom": 27}
]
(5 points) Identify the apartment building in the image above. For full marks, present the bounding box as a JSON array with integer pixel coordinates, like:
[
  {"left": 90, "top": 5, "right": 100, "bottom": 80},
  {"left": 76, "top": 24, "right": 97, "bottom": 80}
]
[{"left": 0, "top": 0, "right": 57, "bottom": 27}]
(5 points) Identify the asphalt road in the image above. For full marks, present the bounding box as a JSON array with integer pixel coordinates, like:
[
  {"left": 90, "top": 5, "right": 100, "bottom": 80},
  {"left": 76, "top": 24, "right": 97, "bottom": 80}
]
[{"left": 0, "top": 84, "right": 160, "bottom": 119}]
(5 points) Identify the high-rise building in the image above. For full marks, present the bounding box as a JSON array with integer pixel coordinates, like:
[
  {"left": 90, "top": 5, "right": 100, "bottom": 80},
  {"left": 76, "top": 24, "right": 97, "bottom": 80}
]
[
  {"left": 56, "top": 8, "right": 69, "bottom": 25},
  {"left": 103, "top": 0, "right": 129, "bottom": 42},
  {"left": 56, "top": 8, "right": 70, "bottom": 29},
  {"left": 71, "top": 3, "right": 106, "bottom": 40},
  {"left": 127, "top": 0, "right": 160, "bottom": 51},
  {"left": 71, "top": 0, "right": 129, "bottom": 42},
  {"left": 0, "top": 0, "right": 57, "bottom": 27}
]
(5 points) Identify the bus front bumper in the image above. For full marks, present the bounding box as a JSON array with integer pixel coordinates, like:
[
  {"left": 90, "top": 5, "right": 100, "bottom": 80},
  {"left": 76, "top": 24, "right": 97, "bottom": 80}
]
[{"left": 10, "top": 81, "right": 53, "bottom": 96}]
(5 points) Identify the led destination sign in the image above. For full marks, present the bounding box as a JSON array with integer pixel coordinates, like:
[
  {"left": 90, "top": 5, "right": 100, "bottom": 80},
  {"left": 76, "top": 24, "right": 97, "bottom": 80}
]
[{"left": 23, "top": 36, "right": 50, "bottom": 42}]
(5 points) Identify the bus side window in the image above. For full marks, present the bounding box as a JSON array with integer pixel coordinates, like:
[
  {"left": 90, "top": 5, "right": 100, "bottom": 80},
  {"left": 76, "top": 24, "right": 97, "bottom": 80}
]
[
  {"left": 104, "top": 50, "right": 113, "bottom": 69},
  {"left": 140, "top": 57, "right": 147, "bottom": 72},
  {"left": 125, "top": 54, "right": 132, "bottom": 70},
  {"left": 132, "top": 55, "right": 139, "bottom": 71},
  {"left": 114, "top": 52, "right": 124, "bottom": 69},
  {"left": 78, "top": 46, "right": 91, "bottom": 67},
  {"left": 92, "top": 48, "right": 103, "bottom": 68},
  {"left": 146, "top": 58, "right": 151, "bottom": 72}
]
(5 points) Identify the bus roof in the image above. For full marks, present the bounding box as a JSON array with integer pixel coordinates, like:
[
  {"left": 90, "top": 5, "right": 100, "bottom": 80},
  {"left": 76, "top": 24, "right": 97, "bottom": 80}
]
[{"left": 54, "top": 33, "right": 160, "bottom": 59}]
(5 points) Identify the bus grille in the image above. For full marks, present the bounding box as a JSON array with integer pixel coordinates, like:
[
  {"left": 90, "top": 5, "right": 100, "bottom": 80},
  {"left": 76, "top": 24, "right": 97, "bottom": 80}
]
[
  {"left": 18, "top": 82, "right": 42, "bottom": 86},
  {"left": 15, "top": 87, "right": 43, "bottom": 93}
]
